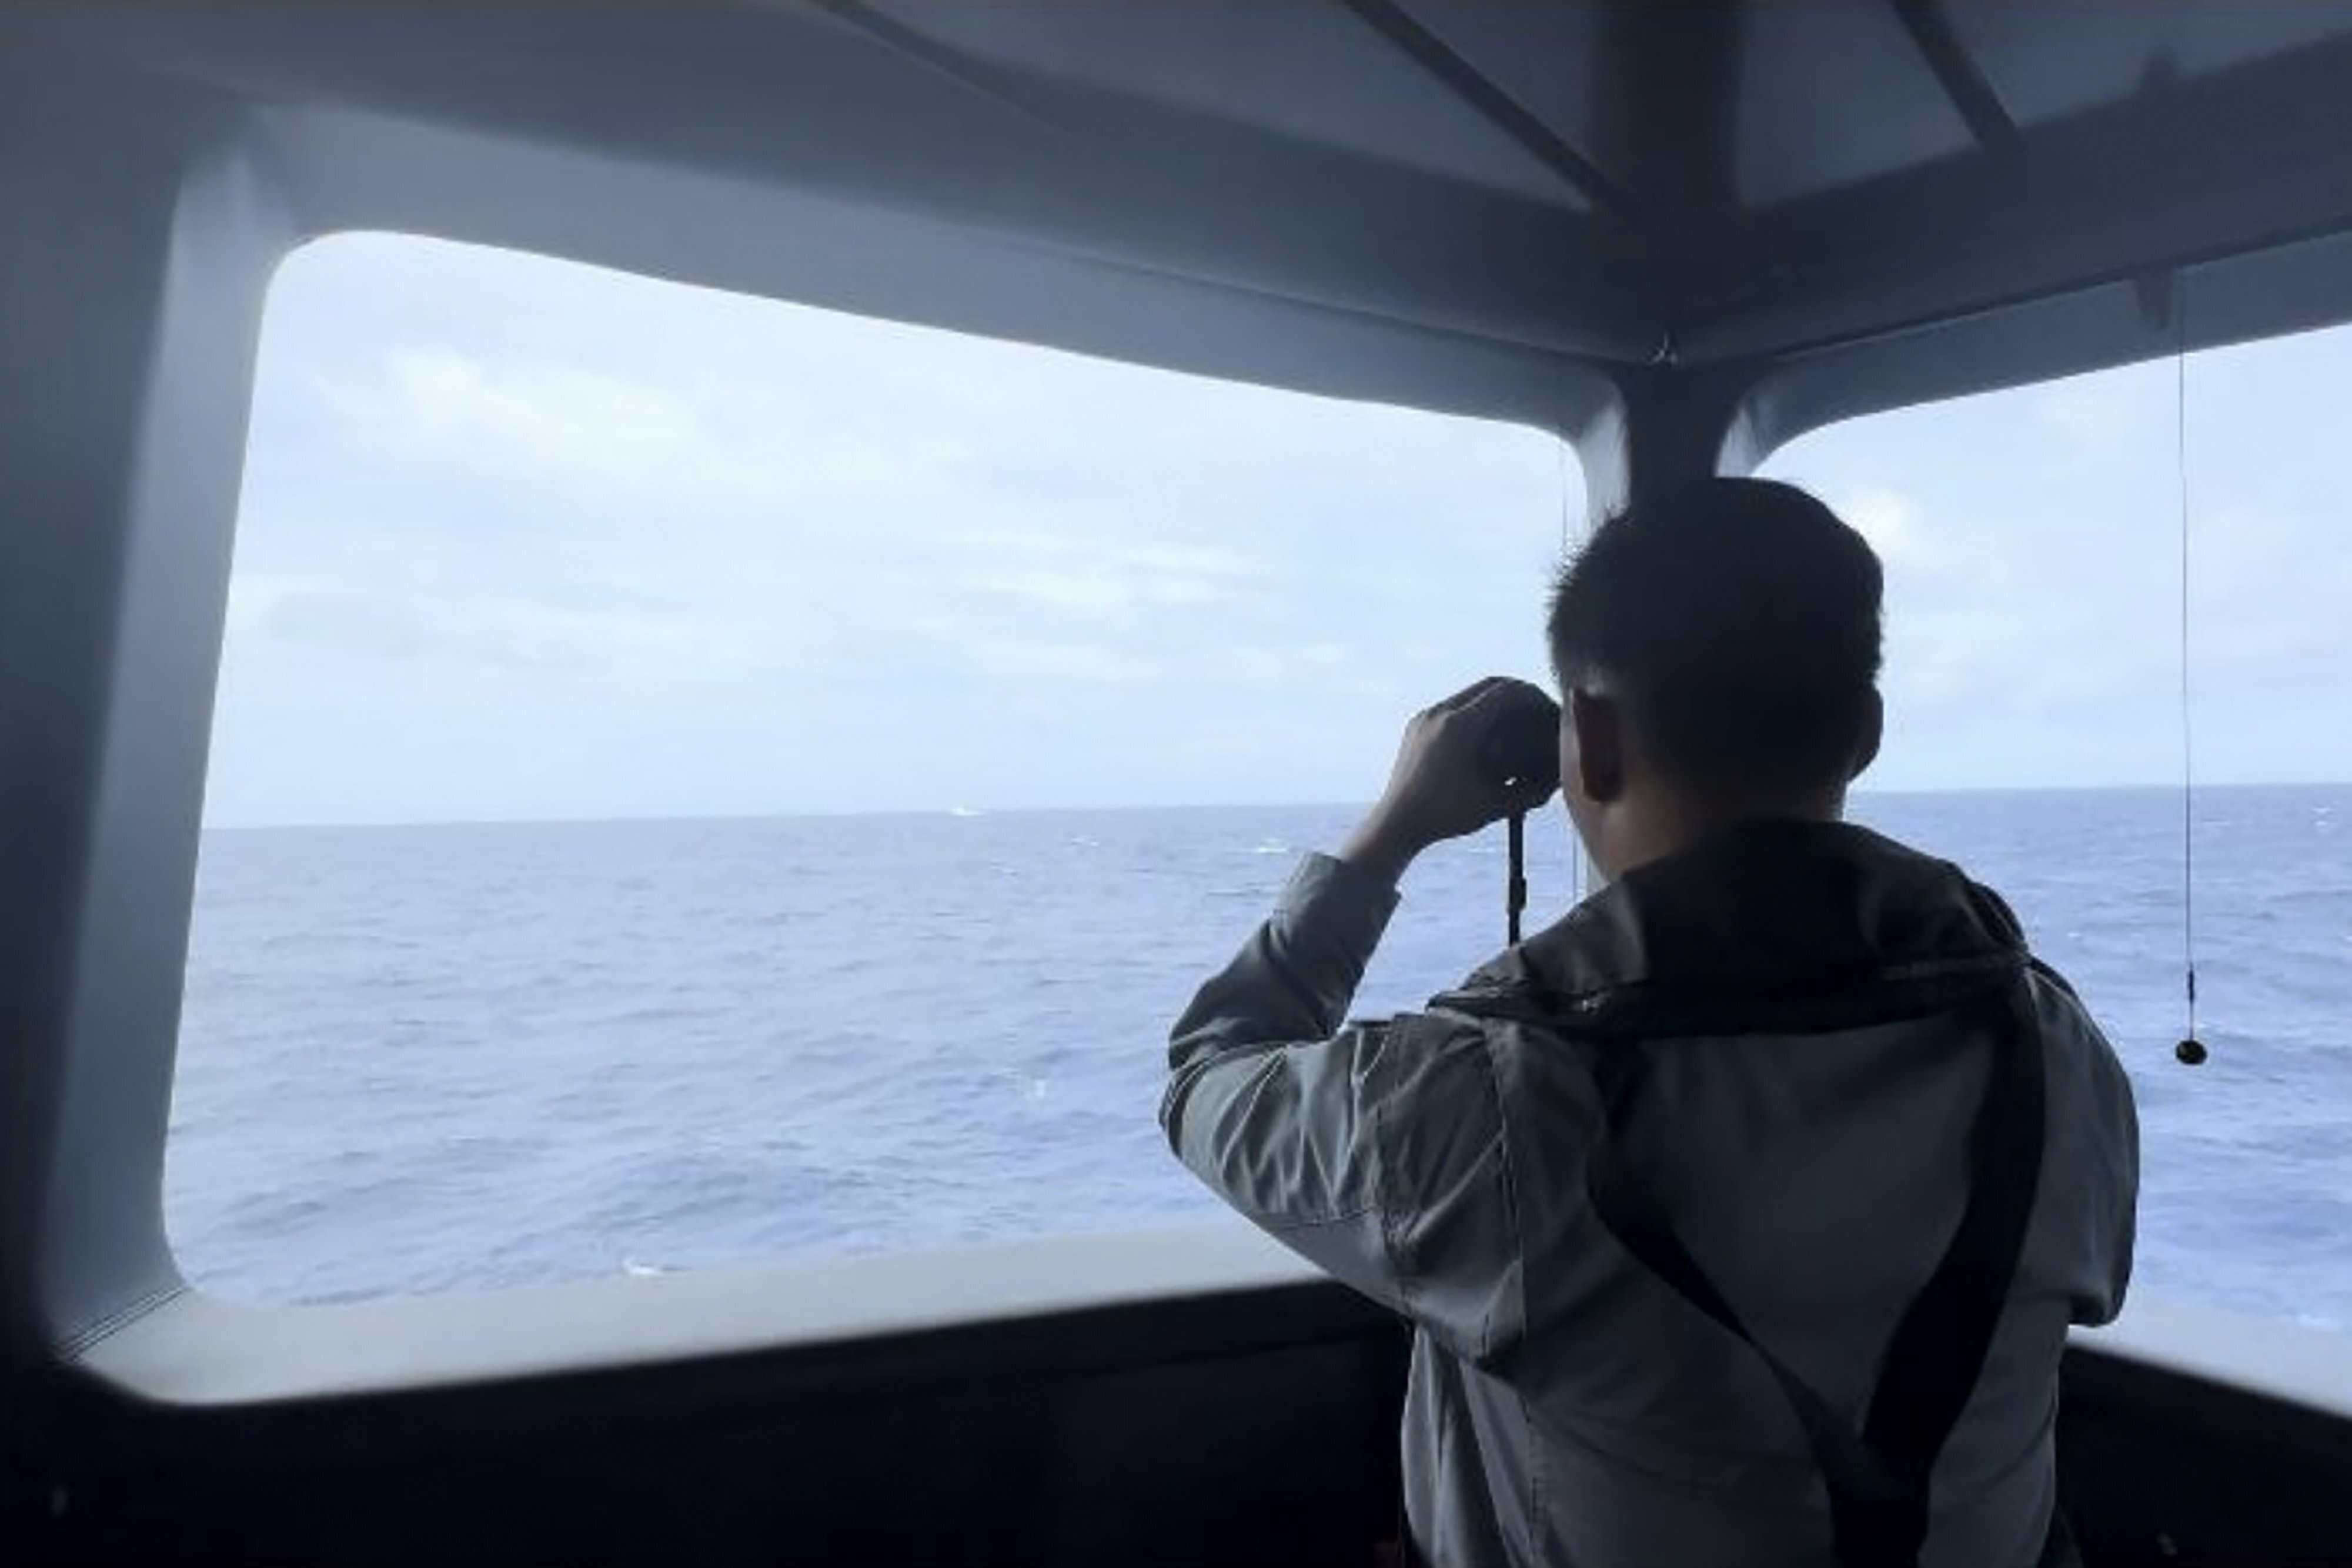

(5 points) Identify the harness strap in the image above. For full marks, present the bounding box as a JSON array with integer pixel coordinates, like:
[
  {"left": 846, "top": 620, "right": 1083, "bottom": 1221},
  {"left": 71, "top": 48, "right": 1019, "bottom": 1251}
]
[{"left": 1582, "top": 981, "right": 2046, "bottom": 1568}]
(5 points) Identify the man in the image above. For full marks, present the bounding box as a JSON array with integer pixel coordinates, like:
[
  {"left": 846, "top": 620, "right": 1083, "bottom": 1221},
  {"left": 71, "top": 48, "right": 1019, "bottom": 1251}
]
[{"left": 1161, "top": 479, "right": 2138, "bottom": 1568}]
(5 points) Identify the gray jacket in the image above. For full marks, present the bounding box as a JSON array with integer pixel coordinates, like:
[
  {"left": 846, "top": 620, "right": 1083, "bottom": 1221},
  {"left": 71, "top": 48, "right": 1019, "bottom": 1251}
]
[{"left": 1162, "top": 820, "right": 2138, "bottom": 1568}]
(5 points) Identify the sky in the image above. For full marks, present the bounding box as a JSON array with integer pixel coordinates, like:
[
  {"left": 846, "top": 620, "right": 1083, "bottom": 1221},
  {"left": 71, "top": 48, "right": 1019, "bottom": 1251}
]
[{"left": 206, "top": 232, "right": 2352, "bottom": 827}]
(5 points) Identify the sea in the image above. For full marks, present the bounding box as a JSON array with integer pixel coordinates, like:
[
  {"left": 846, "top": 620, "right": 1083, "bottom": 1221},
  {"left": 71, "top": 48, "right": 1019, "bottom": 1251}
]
[{"left": 168, "top": 785, "right": 2352, "bottom": 1329}]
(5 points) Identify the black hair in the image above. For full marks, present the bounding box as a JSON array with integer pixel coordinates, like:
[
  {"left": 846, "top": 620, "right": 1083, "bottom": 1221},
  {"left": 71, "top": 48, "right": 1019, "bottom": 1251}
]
[{"left": 1546, "top": 477, "right": 1883, "bottom": 788}]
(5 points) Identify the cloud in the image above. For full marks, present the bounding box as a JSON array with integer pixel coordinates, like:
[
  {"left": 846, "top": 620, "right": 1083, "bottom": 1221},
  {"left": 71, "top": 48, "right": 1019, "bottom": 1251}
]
[
  {"left": 328, "top": 347, "right": 701, "bottom": 487},
  {"left": 232, "top": 569, "right": 761, "bottom": 691},
  {"left": 263, "top": 583, "right": 431, "bottom": 661},
  {"left": 211, "top": 235, "right": 1571, "bottom": 824},
  {"left": 972, "top": 535, "right": 1258, "bottom": 621},
  {"left": 2187, "top": 504, "right": 2352, "bottom": 688},
  {"left": 1839, "top": 487, "right": 1950, "bottom": 580},
  {"left": 978, "top": 569, "right": 1150, "bottom": 618},
  {"left": 2031, "top": 366, "right": 2167, "bottom": 458},
  {"left": 217, "top": 228, "right": 2352, "bottom": 821},
  {"left": 1772, "top": 343, "right": 2352, "bottom": 790},
  {"left": 1200, "top": 641, "right": 1351, "bottom": 687},
  {"left": 962, "top": 638, "right": 1165, "bottom": 684}
]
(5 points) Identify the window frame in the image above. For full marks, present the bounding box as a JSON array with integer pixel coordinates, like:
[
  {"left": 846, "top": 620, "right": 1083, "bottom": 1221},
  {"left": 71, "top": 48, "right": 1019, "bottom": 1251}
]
[{"left": 4, "top": 66, "right": 2342, "bottom": 1445}]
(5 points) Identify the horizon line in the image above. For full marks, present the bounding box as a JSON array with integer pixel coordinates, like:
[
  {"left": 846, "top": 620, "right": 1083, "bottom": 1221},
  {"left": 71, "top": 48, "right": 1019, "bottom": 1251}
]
[{"left": 200, "top": 778, "right": 2352, "bottom": 834}]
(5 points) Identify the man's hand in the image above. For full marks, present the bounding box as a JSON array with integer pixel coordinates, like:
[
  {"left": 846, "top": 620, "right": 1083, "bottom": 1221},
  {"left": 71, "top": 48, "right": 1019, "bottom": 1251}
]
[{"left": 1339, "top": 677, "right": 1561, "bottom": 887}]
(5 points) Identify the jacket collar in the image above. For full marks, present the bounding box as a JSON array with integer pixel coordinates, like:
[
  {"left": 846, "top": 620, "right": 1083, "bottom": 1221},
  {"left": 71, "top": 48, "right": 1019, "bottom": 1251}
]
[{"left": 1438, "top": 818, "right": 2026, "bottom": 1017}]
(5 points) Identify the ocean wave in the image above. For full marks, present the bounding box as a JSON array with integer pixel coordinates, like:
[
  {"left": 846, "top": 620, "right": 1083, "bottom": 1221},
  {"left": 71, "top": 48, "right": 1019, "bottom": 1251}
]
[{"left": 169, "top": 788, "right": 2352, "bottom": 1325}]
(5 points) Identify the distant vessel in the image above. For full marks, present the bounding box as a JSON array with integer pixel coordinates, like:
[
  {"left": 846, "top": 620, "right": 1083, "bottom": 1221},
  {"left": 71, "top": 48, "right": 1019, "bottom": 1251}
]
[{"left": 948, "top": 805, "right": 984, "bottom": 818}]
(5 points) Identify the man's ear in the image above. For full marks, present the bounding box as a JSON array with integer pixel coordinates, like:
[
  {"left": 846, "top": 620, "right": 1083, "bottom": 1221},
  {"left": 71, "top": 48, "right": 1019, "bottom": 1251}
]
[
  {"left": 1849, "top": 688, "right": 1885, "bottom": 782},
  {"left": 1567, "top": 686, "right": 1625, "bottom": 804}
]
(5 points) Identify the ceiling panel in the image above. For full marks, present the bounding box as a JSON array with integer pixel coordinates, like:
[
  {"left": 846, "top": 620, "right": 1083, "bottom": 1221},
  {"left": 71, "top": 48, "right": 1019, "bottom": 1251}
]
[
  {"left": 24, "top": 0, "right": 2352, "bottom": 406},
  {"left": 858, "top": 0, "right": 1588, "bottom": 208},
  {"left": 1947, "top": 0, "right": 2352, "bottom": 129},
  {"left": 1390, "top": 0, "right": 1609, "bottom": 179},
  {"left": 1735, "top": 0, "right": 1975, "bottom": 206}
]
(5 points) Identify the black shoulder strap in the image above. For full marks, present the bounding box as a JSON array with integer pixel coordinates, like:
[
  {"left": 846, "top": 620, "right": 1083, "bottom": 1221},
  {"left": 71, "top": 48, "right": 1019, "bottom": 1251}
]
[{"left": 1582, "top": 979, "right": 2046, "bottom": 1568}]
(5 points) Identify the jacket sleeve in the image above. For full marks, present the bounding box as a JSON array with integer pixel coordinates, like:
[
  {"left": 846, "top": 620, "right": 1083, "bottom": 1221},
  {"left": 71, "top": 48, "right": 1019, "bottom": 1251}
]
[
  {"left": 2086, "top": 1026, "right": 2141, "bottom": 1324},
  {"left": 1160, "top": 854, "right": 1518, "bottom": 1359},
  {"left": 2033, "top": 967, "right": 2141, "bottom": 1326}
]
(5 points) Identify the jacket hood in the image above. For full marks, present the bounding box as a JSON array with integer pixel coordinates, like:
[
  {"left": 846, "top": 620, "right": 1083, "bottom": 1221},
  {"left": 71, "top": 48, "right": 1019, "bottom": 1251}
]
[{"left": 1435, "top": 819, "right": 2027, "bottom": 1031}]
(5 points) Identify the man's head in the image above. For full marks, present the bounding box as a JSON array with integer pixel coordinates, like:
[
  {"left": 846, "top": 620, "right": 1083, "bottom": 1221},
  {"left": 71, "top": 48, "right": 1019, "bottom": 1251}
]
[{"left": 1545, "top": 478, "right": 1884, "bottom": 878}]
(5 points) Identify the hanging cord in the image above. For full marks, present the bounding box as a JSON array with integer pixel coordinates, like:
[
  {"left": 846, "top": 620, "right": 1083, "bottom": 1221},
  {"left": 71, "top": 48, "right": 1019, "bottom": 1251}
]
[{"left": 2174, "top": 283, "right": 2207, "bottom": 1068}]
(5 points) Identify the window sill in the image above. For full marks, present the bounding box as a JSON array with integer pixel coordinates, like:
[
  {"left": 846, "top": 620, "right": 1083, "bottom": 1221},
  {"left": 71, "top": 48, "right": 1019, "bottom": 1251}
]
[
  {"left": 2072, "top": 1293, "right": 2352, "bottom": 1424},
  {"left": 71, "top": 1226, "right": 2352, "bottom": 1444},
  {"left": 71, "top": 1223, "right": 1350, "bottom": 1409}
]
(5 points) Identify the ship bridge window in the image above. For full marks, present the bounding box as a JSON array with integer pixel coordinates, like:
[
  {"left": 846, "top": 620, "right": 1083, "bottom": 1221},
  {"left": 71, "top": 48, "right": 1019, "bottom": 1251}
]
[
  {"left": 170, "top": 232, "right": 1582, "bottom": 1304},
  {"left": 1762, "top": 333, "right": 2352, "bottom": 1329}
]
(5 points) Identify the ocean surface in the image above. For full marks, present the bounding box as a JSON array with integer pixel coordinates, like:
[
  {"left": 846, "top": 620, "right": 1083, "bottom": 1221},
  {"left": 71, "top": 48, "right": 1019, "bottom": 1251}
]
[{"left": 169, "top": 785, "right": 2352, "bottom": 1326}]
